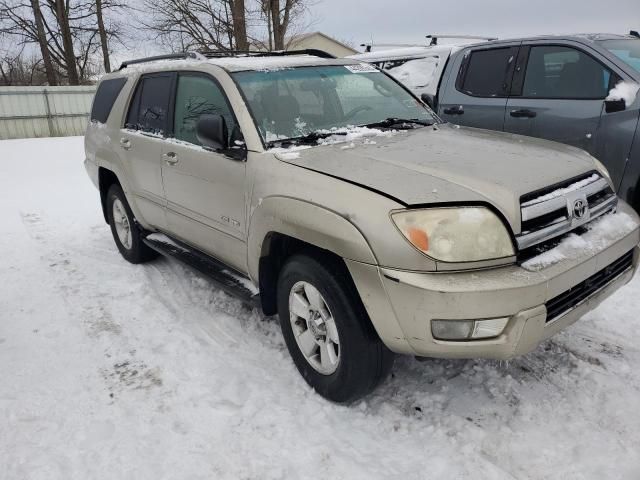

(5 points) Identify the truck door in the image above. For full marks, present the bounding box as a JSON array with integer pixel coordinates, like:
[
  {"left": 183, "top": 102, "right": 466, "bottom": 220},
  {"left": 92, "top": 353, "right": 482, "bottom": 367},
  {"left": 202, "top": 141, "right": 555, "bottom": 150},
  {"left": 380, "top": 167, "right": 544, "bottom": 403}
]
[
  {"left": 504, "top": 43, "right": 612, "bottom": 155},
  {"left": 438, "top": 43, "right": 520, "bottom": 131}
]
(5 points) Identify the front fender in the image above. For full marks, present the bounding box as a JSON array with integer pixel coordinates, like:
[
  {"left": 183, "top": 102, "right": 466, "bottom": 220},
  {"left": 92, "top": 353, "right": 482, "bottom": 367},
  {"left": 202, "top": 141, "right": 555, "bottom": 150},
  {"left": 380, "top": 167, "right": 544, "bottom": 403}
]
[{"left": 247, "top": 196, "right": 377, "bottom": 280}]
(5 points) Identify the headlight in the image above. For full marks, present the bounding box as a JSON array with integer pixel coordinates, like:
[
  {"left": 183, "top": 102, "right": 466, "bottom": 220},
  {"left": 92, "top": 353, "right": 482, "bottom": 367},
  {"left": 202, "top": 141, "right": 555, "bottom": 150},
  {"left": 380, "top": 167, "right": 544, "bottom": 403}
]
[{"left": 391, "top": 207, "right": 515, "bottom": 262}]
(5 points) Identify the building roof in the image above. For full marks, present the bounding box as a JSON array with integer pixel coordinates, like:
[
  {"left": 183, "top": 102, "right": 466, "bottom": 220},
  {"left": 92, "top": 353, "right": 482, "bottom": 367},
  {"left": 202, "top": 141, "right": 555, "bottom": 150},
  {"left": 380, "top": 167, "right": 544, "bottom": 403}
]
[{"left": 287, "top": 31, "right": 358, "bottom": 55}]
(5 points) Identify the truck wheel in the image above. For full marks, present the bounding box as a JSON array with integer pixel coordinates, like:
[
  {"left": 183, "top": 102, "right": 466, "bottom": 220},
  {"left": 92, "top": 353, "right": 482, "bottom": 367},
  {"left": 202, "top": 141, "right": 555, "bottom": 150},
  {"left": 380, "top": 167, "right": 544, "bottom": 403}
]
[
  {"left": 277, "top": 254, "right": 394, "bottom": 403},
  {"left": 106, "top": 184, "right": 157, "bottom": 264}
]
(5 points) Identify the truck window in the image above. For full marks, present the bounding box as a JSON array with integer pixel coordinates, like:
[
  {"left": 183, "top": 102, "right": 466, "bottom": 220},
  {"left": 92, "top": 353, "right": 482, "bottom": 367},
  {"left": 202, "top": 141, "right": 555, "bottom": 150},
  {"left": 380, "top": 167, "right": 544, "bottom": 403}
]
[
  {"left": 91, "top": 77, "right": 127, "bottom": 124},
  {"left": 522, "top": 46, "right": 612, "bottom": 99},
  {"left": 125, "top": 73, "right": 173, "bottom": 135},
  {"left": 458, "top": 47, "right": 517, "bottom": 97}
]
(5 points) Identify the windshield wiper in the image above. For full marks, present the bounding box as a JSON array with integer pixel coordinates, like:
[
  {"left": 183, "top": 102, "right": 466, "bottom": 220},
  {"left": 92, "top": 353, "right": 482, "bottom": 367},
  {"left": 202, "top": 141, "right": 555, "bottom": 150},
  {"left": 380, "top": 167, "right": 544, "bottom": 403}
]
[
  {"left": 363, "top": 117, "right": 434, "bottom": 130},
  {"left": 269, "top": 130, "right": 348, "bottom": 148}
]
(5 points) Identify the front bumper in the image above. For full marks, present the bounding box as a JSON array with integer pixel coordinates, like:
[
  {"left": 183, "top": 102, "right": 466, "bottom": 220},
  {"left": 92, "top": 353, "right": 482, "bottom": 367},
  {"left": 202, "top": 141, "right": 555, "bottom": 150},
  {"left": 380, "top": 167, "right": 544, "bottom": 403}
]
[{"left": 347, "top": 204, "right": 640, "bottom": 359}]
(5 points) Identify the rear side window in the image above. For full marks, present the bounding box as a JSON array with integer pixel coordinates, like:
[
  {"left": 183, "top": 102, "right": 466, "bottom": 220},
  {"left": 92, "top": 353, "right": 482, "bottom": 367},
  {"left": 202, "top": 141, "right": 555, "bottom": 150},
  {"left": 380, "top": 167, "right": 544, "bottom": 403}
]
[
  {"left": 125, "top": 73, "right": 174, "bottom": 135},
  {"left": 91, "top": 78, "right": 127, "bottom": 123},
  {"left": 458, "top": 47, "right": 518, "bottom": 97},
  {"left": 522, "top": 46, "right": 612, "bottom": 99}
]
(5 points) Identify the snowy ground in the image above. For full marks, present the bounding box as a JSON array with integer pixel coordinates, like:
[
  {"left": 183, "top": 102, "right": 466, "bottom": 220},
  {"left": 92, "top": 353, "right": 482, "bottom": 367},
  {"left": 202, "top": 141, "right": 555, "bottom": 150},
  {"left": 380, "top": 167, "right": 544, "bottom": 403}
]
[{"left": 2, "top": 136, "right": 640, "bottom": 480}]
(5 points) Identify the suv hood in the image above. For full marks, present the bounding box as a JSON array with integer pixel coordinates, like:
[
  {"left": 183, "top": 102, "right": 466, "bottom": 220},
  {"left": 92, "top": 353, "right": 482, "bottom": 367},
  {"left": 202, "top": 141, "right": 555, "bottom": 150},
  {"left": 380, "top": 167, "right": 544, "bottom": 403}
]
[{"left": 274, "top": 124, "right": 599, "bottom": 233}]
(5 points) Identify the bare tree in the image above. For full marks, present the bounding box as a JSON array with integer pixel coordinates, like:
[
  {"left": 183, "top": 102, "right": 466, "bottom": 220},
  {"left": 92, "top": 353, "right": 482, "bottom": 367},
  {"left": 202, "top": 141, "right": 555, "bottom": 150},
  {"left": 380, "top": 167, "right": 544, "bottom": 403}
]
[
  {"left": 228, "top": 0, "right": 246, "bottom": 50},
  {"left": 95, "top": 0, "right": 109, "bottom": 71},
  {"left": 30, "top": 0, "right": 57, "bottom": 84},
  {"left": 141, "top": 0, "right": 248, "bottom": 52},
  {"left": 49, "top": 0, "right": 79, "bottom": 84},
  {"left": 0, "top": 46, "right": 50, "bottom": 85},
  {"left": 1, "top": 0, "right": 123, "bottom": 84},
  {"left": 260, "top": 0, "right": 308, "bottom": 51}
]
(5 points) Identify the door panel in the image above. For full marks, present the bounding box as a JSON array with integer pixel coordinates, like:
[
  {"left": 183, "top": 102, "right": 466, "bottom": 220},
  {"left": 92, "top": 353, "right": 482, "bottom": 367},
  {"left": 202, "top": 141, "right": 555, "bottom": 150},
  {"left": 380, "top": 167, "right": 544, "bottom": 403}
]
[
  {"left": 121, "top": 72, "right": 175, "bottom": 230},
  {"left": 504, "top": 44, "right": 612, "bottom": 155},
  {"left": 162, "top": 72, "right": 247, "bottom": 271},
  {"left": 504, "top": 98, "right": 603, "bottom": 152},
  {"left": 438, "top": 45, "right": 520, "bottom": 130},
  {"left": 121, "top": 132, "right": 167, "bottom": 229},
  {"left": 593, "top": 106, "right": 640, "bottom": 189}
]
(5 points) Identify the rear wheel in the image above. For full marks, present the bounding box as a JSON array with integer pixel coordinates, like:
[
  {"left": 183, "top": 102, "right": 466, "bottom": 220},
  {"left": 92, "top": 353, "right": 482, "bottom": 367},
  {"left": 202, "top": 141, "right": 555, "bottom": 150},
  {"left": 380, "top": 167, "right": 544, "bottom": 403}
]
[
  {"left": 277, "top": 254, "right": 394, "bottom": 403},
  {"left": 106, "top": 184, "right": 157, "bottom": 264}
]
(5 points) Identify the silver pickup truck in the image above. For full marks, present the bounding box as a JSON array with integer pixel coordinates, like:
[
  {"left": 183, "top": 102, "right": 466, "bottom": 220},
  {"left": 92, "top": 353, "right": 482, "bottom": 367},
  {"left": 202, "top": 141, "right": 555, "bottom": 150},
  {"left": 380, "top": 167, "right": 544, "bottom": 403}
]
[{"left": 84, "top": 50, "right": 640, "bottom": 402}]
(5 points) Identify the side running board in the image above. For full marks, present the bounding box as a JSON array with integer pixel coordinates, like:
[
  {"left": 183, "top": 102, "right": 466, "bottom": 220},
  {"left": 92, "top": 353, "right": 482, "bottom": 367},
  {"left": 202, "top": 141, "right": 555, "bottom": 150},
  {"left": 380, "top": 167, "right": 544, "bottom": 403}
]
[{"left": 143, "top": 233, "right": 260, "bottom": 308}]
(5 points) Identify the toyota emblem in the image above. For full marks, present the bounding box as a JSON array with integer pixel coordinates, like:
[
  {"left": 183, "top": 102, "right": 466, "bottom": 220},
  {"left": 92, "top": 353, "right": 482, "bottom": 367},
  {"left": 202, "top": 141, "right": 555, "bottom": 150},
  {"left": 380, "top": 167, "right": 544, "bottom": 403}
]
[{"left": 573, "top": 199, "right": 588, "bottom": 219}]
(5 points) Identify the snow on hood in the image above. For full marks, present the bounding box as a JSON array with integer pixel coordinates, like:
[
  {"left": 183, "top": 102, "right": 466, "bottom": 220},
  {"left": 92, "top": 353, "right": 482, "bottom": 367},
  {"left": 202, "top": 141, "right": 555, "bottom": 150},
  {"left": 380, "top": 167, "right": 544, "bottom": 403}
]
[{"left": 274, "top": 124, "right": 598, "bottom": 232}]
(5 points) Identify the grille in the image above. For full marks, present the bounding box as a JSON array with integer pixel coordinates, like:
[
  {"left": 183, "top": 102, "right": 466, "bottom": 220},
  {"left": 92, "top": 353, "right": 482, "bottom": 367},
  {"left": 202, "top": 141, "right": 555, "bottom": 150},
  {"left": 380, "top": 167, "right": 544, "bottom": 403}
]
[
  {"left": 517, "top": 171, "right": 617, "bottom": 250},
  {"left": 545, "top": 250, "right": 634, "bottom": 323}
]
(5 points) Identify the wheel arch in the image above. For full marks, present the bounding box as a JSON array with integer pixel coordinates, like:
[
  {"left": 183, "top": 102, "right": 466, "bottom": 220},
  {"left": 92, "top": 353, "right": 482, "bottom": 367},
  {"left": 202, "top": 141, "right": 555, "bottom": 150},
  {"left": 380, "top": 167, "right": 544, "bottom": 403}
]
[
  {"left": 248, "top": 197, "right": 377, "bottom": 315},
  {"left": 98, "top": 167, "right": 121, "bottom": 223}
]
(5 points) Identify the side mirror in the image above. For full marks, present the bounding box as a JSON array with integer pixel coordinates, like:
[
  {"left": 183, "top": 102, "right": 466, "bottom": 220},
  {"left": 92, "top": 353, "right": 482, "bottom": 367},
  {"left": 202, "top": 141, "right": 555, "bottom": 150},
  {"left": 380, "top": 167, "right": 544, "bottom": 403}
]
[
  {"left": 605, "top": 98, "right": 626, "bottom": 114},
  {"left": 421, "top": 93, "right": 436, "bottom": 110},
  {"left": 196, "top": 114, "right": 228, "bottom": 151}
]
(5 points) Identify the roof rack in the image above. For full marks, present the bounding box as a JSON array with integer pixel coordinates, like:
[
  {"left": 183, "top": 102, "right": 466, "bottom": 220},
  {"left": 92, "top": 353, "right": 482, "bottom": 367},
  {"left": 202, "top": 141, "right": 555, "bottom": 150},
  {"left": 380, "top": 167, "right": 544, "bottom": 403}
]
[
  {"left": 359, "top": 43, "right": 425, "bottom": 52},
  {"left": 118, "top": 52, "right": 204, "bottom": 70},
  {"left": 118, "top": 48, "right": 335, "bottom": 70},
  {"left": 198, "top": 48, "right": 336, "bottom": 59},
  {"left": 426, "top": 34, "right": 498, "bottom": 46}
]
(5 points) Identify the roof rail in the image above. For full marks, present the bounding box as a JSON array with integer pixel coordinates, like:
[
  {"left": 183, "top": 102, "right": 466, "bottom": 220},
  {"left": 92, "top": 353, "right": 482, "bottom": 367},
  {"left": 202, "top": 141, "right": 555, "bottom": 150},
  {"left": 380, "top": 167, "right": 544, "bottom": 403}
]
[
  {"left": 198, "top": 48, "right": 336, "bottom": 59},
  {"left": 118, "top": 52, "right": 204, "bottom": 70},
  {"left": 426, "top": 34, "right": 498, "bottom": 46},
  {"left": 118, "top": 48, "right": 336, "bottom": 70}
]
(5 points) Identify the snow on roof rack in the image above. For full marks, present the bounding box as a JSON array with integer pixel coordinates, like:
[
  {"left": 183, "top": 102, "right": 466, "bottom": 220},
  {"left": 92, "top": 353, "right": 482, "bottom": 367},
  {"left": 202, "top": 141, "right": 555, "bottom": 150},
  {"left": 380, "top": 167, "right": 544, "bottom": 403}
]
[
  {"left": 118, "top": 49, "right": 336, "bottom": 70},
  {"left": 426, "top": 34, "right": 498, "bottom": 46}
]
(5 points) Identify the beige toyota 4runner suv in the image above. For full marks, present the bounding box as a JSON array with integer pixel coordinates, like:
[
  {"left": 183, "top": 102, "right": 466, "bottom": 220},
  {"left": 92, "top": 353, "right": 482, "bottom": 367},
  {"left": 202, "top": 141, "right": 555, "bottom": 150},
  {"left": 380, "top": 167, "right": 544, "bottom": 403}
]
[{"left": 85, "top": 50, "right": 640, "bottom": 402}]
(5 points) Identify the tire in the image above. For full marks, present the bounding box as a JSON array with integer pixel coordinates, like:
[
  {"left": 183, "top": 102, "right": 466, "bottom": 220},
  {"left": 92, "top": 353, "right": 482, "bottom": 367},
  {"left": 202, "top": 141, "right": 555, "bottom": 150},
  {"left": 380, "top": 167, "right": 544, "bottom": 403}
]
[
  {"left": 277, "top": 253, "right": 394, "bottom": 403},
  {"left": 106, "top": 184, "right": 157, "bottom": 264}
]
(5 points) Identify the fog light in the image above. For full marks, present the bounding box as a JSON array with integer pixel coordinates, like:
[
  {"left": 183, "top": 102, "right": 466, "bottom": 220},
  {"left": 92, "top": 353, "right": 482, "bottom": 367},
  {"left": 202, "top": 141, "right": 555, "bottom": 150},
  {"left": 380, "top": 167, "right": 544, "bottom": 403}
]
[{"left": 431, "top": 318, "right": 509, "bottom": 341}]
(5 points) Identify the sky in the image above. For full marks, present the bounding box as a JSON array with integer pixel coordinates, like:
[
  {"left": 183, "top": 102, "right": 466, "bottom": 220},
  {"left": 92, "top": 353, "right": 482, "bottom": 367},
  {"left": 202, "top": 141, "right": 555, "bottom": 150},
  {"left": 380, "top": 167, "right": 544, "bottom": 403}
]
[{"left": 307, "top": 0, "right": 640, "bottom": 51}]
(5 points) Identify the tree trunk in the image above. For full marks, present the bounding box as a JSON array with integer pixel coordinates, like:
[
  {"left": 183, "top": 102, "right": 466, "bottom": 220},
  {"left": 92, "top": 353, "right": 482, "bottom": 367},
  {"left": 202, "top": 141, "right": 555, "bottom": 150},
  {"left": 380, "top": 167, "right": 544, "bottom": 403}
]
[
  {"left": 53, "top": 0, "right": 79, "bottom": 85},
  {"left": 95, "top": 0, "right": 110, "bottom": 72},
  {"left": 229, "top": 0, "right": 247, "bottom": 50},
  {"left": 30, "top": 0, "right": 58, "bottom": 85},
  {"left": 269, "top": 0, "right": 284, "bottom": 50}
]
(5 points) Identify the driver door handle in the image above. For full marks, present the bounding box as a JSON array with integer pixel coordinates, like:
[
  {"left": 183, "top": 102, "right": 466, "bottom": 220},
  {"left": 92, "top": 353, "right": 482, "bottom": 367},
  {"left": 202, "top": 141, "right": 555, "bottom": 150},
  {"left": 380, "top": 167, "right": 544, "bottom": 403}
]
[
  {"left": 443, "top": 105, "right": 464, "bottom": 115},
  {"left": 163, "top": 151, "right": 179, "bottom": 165},
  {"left": 510, "top": 109, "right": 537, "bottom": 118}
]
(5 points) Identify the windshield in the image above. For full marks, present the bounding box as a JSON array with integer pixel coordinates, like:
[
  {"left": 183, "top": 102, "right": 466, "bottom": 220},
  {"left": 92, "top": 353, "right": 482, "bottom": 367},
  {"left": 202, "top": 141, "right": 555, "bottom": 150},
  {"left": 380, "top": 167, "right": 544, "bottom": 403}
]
[
  {"left": 598, "top": 39, "right": 640, "bottom": 73},
  {"left": 232, "top": 64, "right": 438, "bottom": 145}
]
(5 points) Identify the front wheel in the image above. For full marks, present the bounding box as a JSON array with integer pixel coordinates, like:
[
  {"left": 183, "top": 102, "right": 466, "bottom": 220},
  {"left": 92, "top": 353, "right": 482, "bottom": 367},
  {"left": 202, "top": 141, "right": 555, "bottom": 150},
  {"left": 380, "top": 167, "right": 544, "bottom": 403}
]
[
  {"left": 277, "top": 254, "right": 394, "bottom": 403},
  {"left": 106, "top": 184, "right": 157, "bottom": 264}
]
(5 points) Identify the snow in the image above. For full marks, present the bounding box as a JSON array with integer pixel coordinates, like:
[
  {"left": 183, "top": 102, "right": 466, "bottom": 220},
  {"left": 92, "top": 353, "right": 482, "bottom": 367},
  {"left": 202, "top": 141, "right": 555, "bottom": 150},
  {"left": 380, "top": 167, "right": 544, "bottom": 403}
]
[
  {"left": 316, "top": 126, "right": 399, "bottom": 145},
  {"left": 269, "top": 127, "right": 398, "bottom": 158},
  {"left": 522, "top": 211, "right": 638, "bottom": 271},
  {"left": 348, "top": 45, "right": 457, "bottom": 63},
  {"left": 521, "top": 173, "right": 601, "bottom": 207},
  {"left": 269, "top": 145, "right": 312, "bottom": 160},
  {"left": 146, "top": 232, "right": 189, "bottom": 252},
  {"left": 3, "top": 136, "right": 640, "bottom": 479},
  {"left": 606, "top": 80, "right": 640, "bottom": 107},
  {"left": 387, "top": 57, "right": 441, "bottom": 95}
]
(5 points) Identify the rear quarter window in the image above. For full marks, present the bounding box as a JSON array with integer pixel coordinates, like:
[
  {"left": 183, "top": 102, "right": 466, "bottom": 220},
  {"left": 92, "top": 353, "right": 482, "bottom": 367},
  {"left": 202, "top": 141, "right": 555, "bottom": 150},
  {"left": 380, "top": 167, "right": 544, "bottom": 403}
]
[
  {"left": 457, "top": 47, "right": 518, "bottom": 97},
  {"left": 90, "top": 78, "right": 127, "bottom": 124}
]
